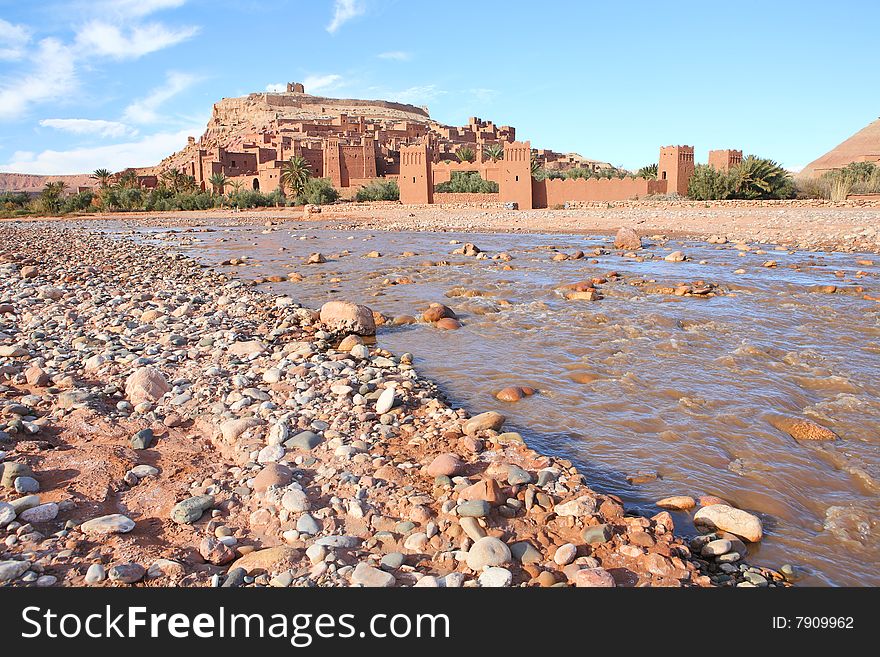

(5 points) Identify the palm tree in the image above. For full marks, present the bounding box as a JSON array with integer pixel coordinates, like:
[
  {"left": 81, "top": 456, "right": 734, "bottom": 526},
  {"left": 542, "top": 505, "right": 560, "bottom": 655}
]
[
  {"left": 117, "top": 170, "right": 138, "bottom": 189},
  {"left": 483, "top": 143, "right": 504, "bottom": 162},
  {"left": 456, "top": 146, "right": 476, "bottom": 163},
  {"left": 92, "top": 168, "right": 112, "bottom": 188},
  {"left": 636, "top": 163, "right": 658, "bottom": 180},
  {"left": 229, "top": 180, "right": 245, "bottom": 195},
  {"left": 40, "top": 181, "right": 66, "bottom": 213},
  {"left": 160, "top": 169, "right": 184, "bottom": 192},
  {"left": 530, "top": 156, "right": 541, "bottom": 177},
  {"left": 208, "top": 172, "right": 229, "bottom": 195},
  {"left": 280, "top": 156, "right": 312, "bottom": 198},
  {"left": 732, "top": 156, "right": 793, "bottom": 199}
]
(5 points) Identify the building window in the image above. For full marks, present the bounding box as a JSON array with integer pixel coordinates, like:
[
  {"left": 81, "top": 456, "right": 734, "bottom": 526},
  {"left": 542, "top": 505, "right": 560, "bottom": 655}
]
[
  {"left": 413, "top": 177, "right": 416, "bottom": 183},
  {"left": 662, "top": 171, "right": 667, "bottom": 180}
]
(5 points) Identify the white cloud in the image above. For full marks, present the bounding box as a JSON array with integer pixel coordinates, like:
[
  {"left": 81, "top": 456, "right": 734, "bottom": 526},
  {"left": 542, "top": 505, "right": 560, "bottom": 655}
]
[
  {"left": 95, "top": 0, "right": 188, "bottom": 19},
  {"left": 0, "top": 126, "right": 201, "bottom": 174},
  {"left": 265, "top": 83, "right": 287, "bottom": 92},
  {"left": 303, "top": 74, "right": 343, "bottom": 94},
  {"left": 0, "top": 38, "right": 77, "bottom": 120},
  {"left": 469, "top": 88, "right": 497, "bottom": 103},
  {"left": 123, "top": 71, "right": 199, "bottom": 124},
  {"left": 377, "top": 51, "right": 411, "bottom": 61},
  {"left": 382, "top": 85, "right": 446, "bottom": 106},
  {"left": 0, "top": 19, "right": 31, "bottom": 61},
  {"left": 75, "top": 20, "right": 199, "bottom": 59},
  {"left": 40, "top": 118, "right": 137, "bottom": 138},
  {"left": 327, "top": 0, "right": 365, "bottom": 33}
]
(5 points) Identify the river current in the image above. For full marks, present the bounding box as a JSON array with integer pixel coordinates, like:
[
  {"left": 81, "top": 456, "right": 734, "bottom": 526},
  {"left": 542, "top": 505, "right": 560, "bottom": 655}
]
[{"left": 116, "top": 221, "right": 880, "bottom": 586}]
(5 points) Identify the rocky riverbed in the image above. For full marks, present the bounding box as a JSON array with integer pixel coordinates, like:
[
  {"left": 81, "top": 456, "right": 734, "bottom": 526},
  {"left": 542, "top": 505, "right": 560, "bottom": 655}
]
[{"left": 0, "top": 223, "right": 790, "bottom": 588}]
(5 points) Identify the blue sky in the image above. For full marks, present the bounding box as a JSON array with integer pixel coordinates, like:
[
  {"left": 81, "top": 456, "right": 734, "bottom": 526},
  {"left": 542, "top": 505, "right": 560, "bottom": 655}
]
[{"left": 1, "top": 0, "right": 878, "bottom": 174}]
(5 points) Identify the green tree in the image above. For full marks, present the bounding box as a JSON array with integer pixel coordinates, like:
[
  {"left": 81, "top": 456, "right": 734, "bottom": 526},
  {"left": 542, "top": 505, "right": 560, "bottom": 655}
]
[
  {"left": 636, "top": 163, "right": 658, "bottom": 179},
  {"left": 356, "top": 180, "right": 399, "bottom": 202},
  {"left": 92, "top": 168, "right": 112, "bottom": 188},
  {"left": 688, "top": 164, "right": 735, "bottom": 200},
  {"left": 456, "top": 146, "right": 476, "bottom": 163},
  {"left": 208, "top": 172, "right": 229, "bottom": 195},
  {"left": 117, "top": 170, "right": 138, "bottom": 189},
  {"left": 297, "top": 178, "right": 339, "bottom": 205},
  {"left": 160, "top": 169, "right": 186, "bottom": 193},
  {"left": 731, "top": 156, "right": 794, "bottom": 199},
  {"left": 40, "top": 181, "right": 66, "bottom": 214},
  {"left": 483, "top": 143, "right": 504, "bottom": 162},
  {"left": 280, "top": 156, "right": 312, "bottom": 198}
]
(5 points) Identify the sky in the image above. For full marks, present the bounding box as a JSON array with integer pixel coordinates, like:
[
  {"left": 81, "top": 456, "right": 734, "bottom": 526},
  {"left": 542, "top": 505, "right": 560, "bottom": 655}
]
[{"left": 1, "top": 0, "right": 879, "bottom": 175}]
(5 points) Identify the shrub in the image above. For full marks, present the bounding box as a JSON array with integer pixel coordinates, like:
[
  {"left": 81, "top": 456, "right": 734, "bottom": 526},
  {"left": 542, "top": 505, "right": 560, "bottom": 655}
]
[
  {"left": 435, "top": 171, "right": 499, "bottom": 193},
  {"left": 356, "top": 180, "right": 400, "bottom": 202},
  {"left": 297, "top": 178, "right": 339, "bottom": 205},
  {"left": 731, "top": 156, "right": 794, "bottom": 200},
  {"left": 456, "top": 147, "right": 476, "bottom": 163},
  {"left": 688, "top": 164, "right": 736, "bottom": 200},
  {"left": 62, "top": 191, "right": 95, "bottom": 212}
]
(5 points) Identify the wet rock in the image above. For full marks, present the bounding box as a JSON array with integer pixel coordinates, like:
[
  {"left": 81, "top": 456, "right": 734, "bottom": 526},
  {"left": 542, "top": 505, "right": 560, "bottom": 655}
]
[
  {"left": 463, "top": 411, "right": 505, "bottom": 435},
  {"left": 466, "top": 536, "right": 511, "bottom": 570},
  {"left": 614, "top": 227, "right": 642, "bottom": 250},
  {"left": 306, "top": 252, "right": 326, "bottom": 264},
  {"left": 319, "top": 301, "right": 376, "bottom": 336},
  {"left": 423, "top": 304, "right": 457, "bottom": 323},
  {"left": 701, "top": 538, "right": 733, "bottom": 557},
  {"left": 435, "top": 317, "right": 462, "bottom": 330},
  {"left": 771, "top": 416, "right": 839, "bottom": 441},
  {"left": 81, "top": 514, "right": 136, "bottom": 536},
  {"left": 664, "top": 251, "right": 686, "bottom": 262},
  {"left": 656, "top": 496, "right": 696, "bottom": 510},
  {"left": 694, "top": 504, "right": 763, "bottom": 542}
]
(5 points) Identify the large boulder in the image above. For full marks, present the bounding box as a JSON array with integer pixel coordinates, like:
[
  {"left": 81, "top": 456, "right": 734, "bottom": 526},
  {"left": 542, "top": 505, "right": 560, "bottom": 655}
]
[
  {"left": 319, "top": 301, "right": 376, "bottom": 336},
  {"left": 614, "top": 227, "right": 642, "bottom": 250},
  {"left": 694, "top": 504, "right": 763, "bottom": 542},
  {"left": 125, "top": 367, "right": 170, "bottom": 406}
]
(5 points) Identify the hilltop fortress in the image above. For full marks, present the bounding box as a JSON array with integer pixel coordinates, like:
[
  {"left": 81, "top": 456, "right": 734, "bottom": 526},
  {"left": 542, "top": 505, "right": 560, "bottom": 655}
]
[
  {"left": 123, "top": 82, "right": 740, "bottom": 207},
  {"left": 132, "top": 82, "right": 612, "bottom": 194}
]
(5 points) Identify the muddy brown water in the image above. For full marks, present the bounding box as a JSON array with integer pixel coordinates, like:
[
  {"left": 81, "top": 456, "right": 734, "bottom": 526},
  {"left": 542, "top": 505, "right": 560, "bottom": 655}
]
[{"left": 114, "top": 222, "right": 880, "bottom": 586}]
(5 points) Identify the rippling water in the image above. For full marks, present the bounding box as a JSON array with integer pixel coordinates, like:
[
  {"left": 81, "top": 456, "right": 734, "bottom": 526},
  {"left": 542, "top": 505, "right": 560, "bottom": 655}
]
[{"left": 117, "top": 221, "right": 880, "bottom": 586}]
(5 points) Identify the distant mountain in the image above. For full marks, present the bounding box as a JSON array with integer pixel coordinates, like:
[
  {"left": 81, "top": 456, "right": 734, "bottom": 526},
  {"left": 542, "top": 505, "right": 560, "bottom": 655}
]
[
  {"left": 800, "top": 117, "right": 880, "bottom": 177},
  {"left": 0, "top": 172, "right": 94, "bottom": 194}
]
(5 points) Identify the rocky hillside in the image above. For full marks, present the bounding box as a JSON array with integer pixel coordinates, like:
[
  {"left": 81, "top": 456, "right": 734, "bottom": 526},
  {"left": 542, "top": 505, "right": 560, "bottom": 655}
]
[
  {"left": 800, "top": 117, "right": 880, "bottom": 177},
  {"left": 0, "top": 173, "right": 95, "bottom": 194}
]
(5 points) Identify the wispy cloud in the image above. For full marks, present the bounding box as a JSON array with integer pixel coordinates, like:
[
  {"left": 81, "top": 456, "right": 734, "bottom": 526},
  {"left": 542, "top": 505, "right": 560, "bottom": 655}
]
[
  {"left": 123, "top": 71, "right": 199, "bottom": 124},
  {"left": 74, "top": 20, "right": 199, "bottom": 59},
  {"left": 40, "top": 118, "right": 137, "bottom": 138},
  {"left": 0, "top": 38, "right": 77, "bottom": 120},
  {"left": 381, "top": 85, "right": 446, "bottom": 106},
  {"left": 303, "top": 74, "right": 344, "bottom": 94},
  {"left": 265, "top": 83, "right": 287, "bottom": 92},
  {"left": 0, "top": 126, "right": 202, "bottom": 174},
  {"left": 94, "top": 0, "right": 188, "bottom": 19},
  {"left": 0, "top": 19, "right": 31, "bottom": 61},
  {"left": 377, "top": 51, "right": 411, "bottom": 61},
  {"left": 327, "top": 0, "right": 365, "bottom": 33}
]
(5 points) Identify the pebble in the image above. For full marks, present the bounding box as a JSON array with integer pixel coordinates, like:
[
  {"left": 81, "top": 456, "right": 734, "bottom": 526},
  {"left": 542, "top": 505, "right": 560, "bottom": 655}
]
[
  {"left": 479, "top": 567, "right": 513, "bottom": 587},
  {"left": 296, "top": 514, "right": 321, "bottom": 535},
  {"left": 457, "top": 500, "right": 491, "bottom": 518},
  {"left": 130, "top": 428, "right": 154, "bottom": 450},
  {"left": 81, "top": 514, "right": 136, "bottom": 535},
  {"left": 85, "top": 563, "right": 107, "bottom": 584},
  {"left": 694, "top": 504, "right": 763, "bottom": 542},
  {"left": 19, "top": 502, "right": 58, "bottom": 523},
  {"left": 171, "top": 495, "right": 214, "bottom": 524},
  {"left": 108, "top": 562, "right": 145, "bottom": 584},
  {"left": 14, "top": 476, "right": 40, "bottom": 494},
  {"left": 287, "top": 431, "right": 323, "bottom": 451},
  {"left": 351, "top": 562, "right": 395, "bottom": 587},
  {"left": 466, "top": 536, "right": 511, "bottom": 570},
  {"left": 554, "top": 543, "right": 578, "bottom": 566}
]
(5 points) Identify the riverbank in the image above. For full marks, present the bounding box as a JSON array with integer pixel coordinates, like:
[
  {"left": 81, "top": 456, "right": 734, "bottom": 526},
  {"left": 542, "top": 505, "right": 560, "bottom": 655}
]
[
  {"left": 6, "top": 198, "right": 880, "bottom": 253},
  {"left": 0, "top": 223, "right": 787, "bottom": 587}
]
